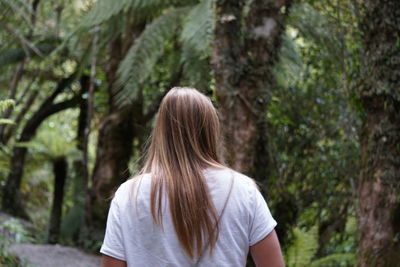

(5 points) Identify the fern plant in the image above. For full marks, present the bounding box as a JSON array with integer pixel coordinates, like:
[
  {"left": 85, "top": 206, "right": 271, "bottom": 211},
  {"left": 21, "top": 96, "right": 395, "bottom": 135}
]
[
  {"left": 285, "top": 226, "right": 355, "bottom": 267},
  {"left": 72, "top": 0, "right": 215, "bottom": 106},
  {"left": 285, "top": 226, "right": 319, "bottom": 267}
]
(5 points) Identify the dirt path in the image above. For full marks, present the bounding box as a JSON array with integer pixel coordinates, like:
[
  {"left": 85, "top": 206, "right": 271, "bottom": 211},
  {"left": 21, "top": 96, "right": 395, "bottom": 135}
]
[{"left": 8, "top": 243, "right": 101, "bottom": 267}]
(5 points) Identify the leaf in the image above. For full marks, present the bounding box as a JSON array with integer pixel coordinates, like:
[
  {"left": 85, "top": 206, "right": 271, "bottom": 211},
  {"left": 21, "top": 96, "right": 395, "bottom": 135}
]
[
  {"left": 274, "top": 33, "right": 304, "bottom": 87},
  {"left": 180, "top": 0, "right": 214, "bottom": 55},
  {"left": 80, "top": 0, "right": 195, "bottom": 28},
  {"left": 310, "top": 253, "right": 355, "bottom": 267},
  {"left": 114, "top": 7, "right": 189, "bottom": 106},
  {"left": 180, "top": 0, "right": 215, "bottom": 90},
  {"left": 285, "top": 226, "right": 318, "bottom": 267}
]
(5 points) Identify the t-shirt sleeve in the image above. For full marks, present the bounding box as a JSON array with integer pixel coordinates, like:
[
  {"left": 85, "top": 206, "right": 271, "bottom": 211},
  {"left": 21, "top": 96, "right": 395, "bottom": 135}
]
[
  {"left": 248, "top": 187, "right": 277, "bottom": 246},
  {"left": 100, "top": 197, "right": 126, "bottom": 261}
]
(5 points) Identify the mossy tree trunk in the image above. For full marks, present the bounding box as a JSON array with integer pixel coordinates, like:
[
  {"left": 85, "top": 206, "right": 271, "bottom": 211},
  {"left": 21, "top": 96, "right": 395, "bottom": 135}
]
[
  {"left": 88, "top": 107, "right": 134, "bottom": 234},
  {"left": 213, "top": 0, "right": 291, "bottom": 180},
  {"left": 358, "top": 1, "right": 400, "bottom": 266}
]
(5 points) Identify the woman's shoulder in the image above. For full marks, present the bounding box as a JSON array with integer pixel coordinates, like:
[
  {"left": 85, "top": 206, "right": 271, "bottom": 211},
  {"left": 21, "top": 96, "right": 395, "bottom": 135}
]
[{"left": 204, "top": 167, "right": 258, "bottom": 191}]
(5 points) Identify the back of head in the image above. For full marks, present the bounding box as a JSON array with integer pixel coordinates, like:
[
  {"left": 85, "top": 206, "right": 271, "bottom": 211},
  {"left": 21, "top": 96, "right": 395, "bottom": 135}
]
[{"left": 142, "top": 87, "right": 224, "bottom": 259}]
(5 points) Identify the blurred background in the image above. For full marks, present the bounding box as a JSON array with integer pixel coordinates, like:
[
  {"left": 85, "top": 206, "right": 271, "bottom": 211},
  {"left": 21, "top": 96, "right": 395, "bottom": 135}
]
[{"left": 0, "top": 0, "right": 399, "bottom": 266}]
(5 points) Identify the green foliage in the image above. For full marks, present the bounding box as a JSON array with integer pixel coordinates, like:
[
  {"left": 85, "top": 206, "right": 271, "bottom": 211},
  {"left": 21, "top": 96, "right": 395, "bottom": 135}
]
[
  {"left": 0, "top": 99, "right": 15, "bottom": 125},
  {"left": 115, "top": 7, "right": 189, "bottom": 105},
  {"left": 0, "top": 247, "right": 21, "bottom": 267},
  {"left": 268, "top": 1, "right": 360, "bottom": 258},
  {"left": 180, "top": 0, "right": 215, "bottom": 90},
  {"left": 0, "top": 99, "right": 15, "bottom": 113},
  {"left": 180, "top": 0, "right": 214, "bottom": 55},
  {"left": 310, "top": 254, "right": 355, "bottom": 267},
  {"left": 0, "top": 218, "right": 34, "bottom": 244},
  {"left": 30, "top": 121, "right": 78, "bottom": 159},
  {"left": 286, "top": 226, "right": 318, "bottom": 266},
  {"left": 0, "top": 217, "right": 37, "bottom": 266},
  {"left": 0, "top": 43, "right": 57, "bottom": 66},
  {"left": 285, "top": 226, "right": 355, "bottom": 267},
  {"left": 80, "top": 0, "right": 195, "bottom": 28}
]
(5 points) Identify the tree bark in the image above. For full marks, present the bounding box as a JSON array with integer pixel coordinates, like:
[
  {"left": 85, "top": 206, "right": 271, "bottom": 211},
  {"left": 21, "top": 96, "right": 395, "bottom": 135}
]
[
  {"left": 87, "top": 35, "right": 135, "bottom": 236},
  {"left": 1, "top": 74, "right": 79, "bottom": 219},
  {"left": 213, "top": 0, "right": 291, "bottom": 180},
  {"left": 358, "top": 1, "right": 400, "bottom": 266},
  {"left": 48, "top": 156, "right": 67, "bottom": 244},
  {"left": 88, "top": 107, "right": 134, "bottom": 232}
]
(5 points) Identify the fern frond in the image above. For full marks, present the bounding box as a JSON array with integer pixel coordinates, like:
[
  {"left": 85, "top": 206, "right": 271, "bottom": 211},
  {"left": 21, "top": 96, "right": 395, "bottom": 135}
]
[
  {"left": 81, "top": 0, "right": 195, "bottom": 28},
  {"left": 180, "top": 0, "right": 214, "bottom": 90},
  {"left": 310, "top": 253, "right": 355, "bottom": 267},
  {"left": 81, "top": 0, "right": 132, "bottom": 28},
  {"left": 285, "top": 226, "right": 318, "bottom": 267},
  {"left": 274, "top": 33, "right": 304, "bottom": 87},
  {"left": 30, "top": 130, "right": 78, "bottom": 159},
  {"left": 180, "top": 0, "right": 214, "bottom": 55},
  {"left": 180, "top": 47, "right": 212, "bottom": 90},
  {"left": 115, "top": 7, "right": 190, "bottom": 106}
]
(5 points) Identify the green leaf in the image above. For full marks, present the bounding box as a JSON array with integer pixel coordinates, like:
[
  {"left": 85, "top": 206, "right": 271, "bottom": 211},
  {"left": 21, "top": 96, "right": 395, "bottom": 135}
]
[
  {"left": 285, "top": 226, "right": 318, "bottom": 267},
  {"left": 115, "top": 7, "right": 190, "bottom": 106},
  {"left": 180, "top": 0, "right": 214, "bottom": 90},
  {"left": 310, "top": 253, "right": 355, "bottom": 267},
  {"left": 80, "top": 0, "right": 195, "bottom": 28}
]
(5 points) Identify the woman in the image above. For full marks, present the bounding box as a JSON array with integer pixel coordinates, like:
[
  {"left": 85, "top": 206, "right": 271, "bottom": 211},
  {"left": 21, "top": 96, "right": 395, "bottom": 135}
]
[{"left": 101, "top": 87, "right": 285, "bottom": 267}]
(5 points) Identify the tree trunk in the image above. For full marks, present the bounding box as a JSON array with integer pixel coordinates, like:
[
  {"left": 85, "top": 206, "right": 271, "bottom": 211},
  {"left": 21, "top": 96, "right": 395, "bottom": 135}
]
[
  {"left": 213, "top": 0, "right": 291, "bottom": 180},
  {"left": 86, "top": 22, "right": 150, "bottom": 233},
  {"left": 88, "top": 107, "right": 134, "bottom": 232},
  {"left": 358, "top": 1, "right": 400, "bottom": 266},
  {"left": 48, "top": 156, "right": 67, "bottom": 244},
  {"left": 86, "top": 33, "right": 135, "bottom": 237}
]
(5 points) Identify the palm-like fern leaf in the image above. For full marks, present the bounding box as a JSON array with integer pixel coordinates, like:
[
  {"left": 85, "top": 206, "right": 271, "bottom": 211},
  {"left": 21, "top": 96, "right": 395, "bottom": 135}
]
[
  {"left": 285, "top": 226, "right": 318, "bottom": 267},
  {"left": 310, "top": 253, "right": 355, "bottom": 267},
  {"left": 81, "top": 0, "right": 196, "bottom": 28},
  {"left": 115, "top": 7, "right": 190, "bottom": 106},
  {"left": 274, "top": 33, "right": 304, "bottom": 87},
  {"left": 180, "top": 0, "right": 215, "bottom": 90},
  {"left": 181, "top": 0, "right": 214, "bottom": 55}
]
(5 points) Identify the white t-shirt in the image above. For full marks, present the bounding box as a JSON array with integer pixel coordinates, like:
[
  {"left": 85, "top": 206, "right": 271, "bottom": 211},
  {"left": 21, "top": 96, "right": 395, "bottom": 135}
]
[{"left": 100, "top": 168, "right": 277, "bottom": 267}]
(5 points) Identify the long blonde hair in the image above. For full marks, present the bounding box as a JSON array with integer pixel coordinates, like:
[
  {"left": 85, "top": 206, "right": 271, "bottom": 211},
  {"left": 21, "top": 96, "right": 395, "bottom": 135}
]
[{"left": 140, "top": 87, "right": 224, "bottom": 259}]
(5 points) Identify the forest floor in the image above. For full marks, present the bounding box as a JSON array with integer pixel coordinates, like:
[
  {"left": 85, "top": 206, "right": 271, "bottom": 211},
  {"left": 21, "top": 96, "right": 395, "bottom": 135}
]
[{"left": 0, "top": 212, "right": 101, "bottom": 267}]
